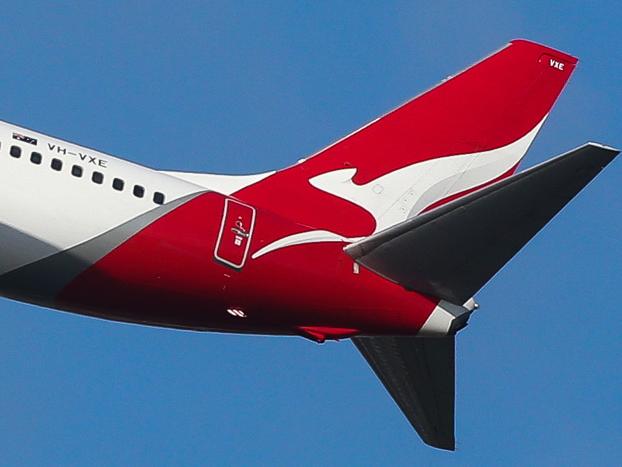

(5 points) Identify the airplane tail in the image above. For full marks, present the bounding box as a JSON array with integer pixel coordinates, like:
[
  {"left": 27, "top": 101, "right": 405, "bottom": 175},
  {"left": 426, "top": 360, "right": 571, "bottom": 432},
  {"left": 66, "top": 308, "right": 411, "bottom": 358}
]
[
  {"left": 348, "top": 142, "right": 618, "bottom": 451},
  {"left": 234, "top": 39, "right": 578, "bottom": 237}
]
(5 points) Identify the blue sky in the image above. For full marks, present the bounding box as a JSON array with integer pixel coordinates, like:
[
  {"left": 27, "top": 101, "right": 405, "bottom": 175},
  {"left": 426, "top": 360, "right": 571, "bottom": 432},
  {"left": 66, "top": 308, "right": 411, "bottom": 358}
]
[{"left": 0, "top": 2, "right": 620, "bottom": 466}]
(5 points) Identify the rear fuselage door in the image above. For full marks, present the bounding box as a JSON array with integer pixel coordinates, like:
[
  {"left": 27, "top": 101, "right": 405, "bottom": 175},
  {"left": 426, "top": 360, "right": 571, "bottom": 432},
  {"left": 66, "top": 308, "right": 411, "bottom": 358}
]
[{"left": 214, "top": 198, "right": 256, "bottom": 269}]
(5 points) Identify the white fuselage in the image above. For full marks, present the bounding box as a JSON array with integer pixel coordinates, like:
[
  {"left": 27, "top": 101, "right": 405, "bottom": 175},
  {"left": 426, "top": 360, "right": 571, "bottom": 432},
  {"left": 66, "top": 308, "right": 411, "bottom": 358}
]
[{"left": 0, "top": 121, "right": 271, "bottom": 277}]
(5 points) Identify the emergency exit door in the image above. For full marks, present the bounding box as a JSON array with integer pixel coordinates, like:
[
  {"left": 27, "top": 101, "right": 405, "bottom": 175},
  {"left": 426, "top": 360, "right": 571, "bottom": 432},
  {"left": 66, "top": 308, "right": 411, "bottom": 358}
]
[{"left": 214, "top": 198, "right": 256, "bottom": 269}]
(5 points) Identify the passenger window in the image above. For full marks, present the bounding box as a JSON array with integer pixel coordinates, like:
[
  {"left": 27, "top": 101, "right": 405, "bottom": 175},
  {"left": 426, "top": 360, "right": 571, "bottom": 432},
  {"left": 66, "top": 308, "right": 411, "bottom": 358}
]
[
  {"left": 133, "top": 185, "right": 145, "bottom": 198},
  {"left": 71, "top": 165, "right": 83, "bottom": 177},
  {"left": 112, "top": 178, "right": 124, "bottom": 191},
  {"left": 92, "top": 171, "right": 104, "bottom": 184},
  {"left": 10, "top": 145, "right": 21, "bottom": 158},
  {"left": 30, "top": 152, "right": 42, "bottom": 165},
  {"left": 153, "top": 192, "right": 165, "bottom": 205},
  {"left": 51, "top": 158, "right": 63, "bottom": 171}
]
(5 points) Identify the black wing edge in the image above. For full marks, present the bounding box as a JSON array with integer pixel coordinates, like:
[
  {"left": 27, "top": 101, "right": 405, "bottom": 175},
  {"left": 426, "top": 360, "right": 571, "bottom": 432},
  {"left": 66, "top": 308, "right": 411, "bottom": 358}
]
[
  {"left": 346, "top": 142, "right": 619, "bottom": 305},
  {"left": 353, "top": 336, "right": 455, "bottom": 450}
]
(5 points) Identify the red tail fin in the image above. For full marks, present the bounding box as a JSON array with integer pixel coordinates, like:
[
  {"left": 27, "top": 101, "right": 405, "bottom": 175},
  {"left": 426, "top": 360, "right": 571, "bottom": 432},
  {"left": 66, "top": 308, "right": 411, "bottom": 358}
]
[{"left": 235, "top": 40, "right": 578, "bottom": 237}]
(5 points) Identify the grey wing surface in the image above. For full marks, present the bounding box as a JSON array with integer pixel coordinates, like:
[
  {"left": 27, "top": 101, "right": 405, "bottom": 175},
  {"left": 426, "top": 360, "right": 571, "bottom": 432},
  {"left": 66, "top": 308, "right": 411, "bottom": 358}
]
[{"left": 353, "top": 336, "right": 455, "bottom": 450}]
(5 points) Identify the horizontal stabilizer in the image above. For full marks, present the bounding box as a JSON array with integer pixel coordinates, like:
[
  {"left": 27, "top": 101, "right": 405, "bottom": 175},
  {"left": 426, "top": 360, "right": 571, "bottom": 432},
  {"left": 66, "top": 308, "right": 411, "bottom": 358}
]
[
  {"left": 353, "top": 336, "right": 455, "bottom": 450},
  {"left": 346, "top": 143, "right": 619, "bottom": 304}
]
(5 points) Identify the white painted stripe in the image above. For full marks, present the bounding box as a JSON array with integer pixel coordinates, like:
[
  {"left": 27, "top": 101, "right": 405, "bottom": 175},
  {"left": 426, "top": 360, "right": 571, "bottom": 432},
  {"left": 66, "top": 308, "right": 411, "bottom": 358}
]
[
  {"left": 417, "top": 300, "right": 470, "bottom": 336},
  {"left": 309, "top": 116, "right": 547, "bottom": 233},
  {"left": 251, "top": 230, "right": 362, "bottom": 260},
  {"left": 417, "top": 305, "right": 455, "bottom": 336}
]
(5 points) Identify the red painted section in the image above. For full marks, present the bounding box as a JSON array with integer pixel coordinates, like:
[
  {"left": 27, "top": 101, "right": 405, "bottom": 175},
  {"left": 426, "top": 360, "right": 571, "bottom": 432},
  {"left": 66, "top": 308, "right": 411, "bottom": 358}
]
[
  {"left": 57, "top": 192, "right": 437, "bottom": 336},
  {"left": 54, "top": 40, "right": 578, "bottom": 339},
  {"left": 297, "top": 326, "right": 360, "bottom": 343},
  {"left": 234, "top": 40, "right": 577, "bottom": 237}
]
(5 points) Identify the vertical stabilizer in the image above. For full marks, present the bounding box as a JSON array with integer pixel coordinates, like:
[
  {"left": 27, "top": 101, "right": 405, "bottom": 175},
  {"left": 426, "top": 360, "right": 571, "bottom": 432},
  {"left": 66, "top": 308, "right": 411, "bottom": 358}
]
[{"left": 235, "top": 40, "right": 578, "bottom": 238}]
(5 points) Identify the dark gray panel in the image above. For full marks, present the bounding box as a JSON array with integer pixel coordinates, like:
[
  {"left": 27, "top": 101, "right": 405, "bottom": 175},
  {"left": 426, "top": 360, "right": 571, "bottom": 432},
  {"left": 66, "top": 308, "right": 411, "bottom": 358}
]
[
  {"left": 0, "top": 223, "right": 59, "bottom": 274},
  {"left": 353, "top": 336, "right": 455, "bottom": 450},
  {"left": 347, "top": 143, "right": 619, "bottom": 304}
]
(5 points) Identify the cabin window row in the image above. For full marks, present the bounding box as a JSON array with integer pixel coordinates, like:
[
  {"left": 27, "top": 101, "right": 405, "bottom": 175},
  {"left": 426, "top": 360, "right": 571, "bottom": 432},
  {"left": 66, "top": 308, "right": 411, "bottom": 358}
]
[{"left": 8, "top": 144, "right": 166, "bottom": 205}]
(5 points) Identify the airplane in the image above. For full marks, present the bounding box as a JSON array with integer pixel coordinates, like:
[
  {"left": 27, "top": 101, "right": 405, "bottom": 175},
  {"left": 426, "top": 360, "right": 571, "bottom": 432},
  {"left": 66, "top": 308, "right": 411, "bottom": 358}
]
[{"left": 0, "top": 39, "right": 618, "bottom": 451}]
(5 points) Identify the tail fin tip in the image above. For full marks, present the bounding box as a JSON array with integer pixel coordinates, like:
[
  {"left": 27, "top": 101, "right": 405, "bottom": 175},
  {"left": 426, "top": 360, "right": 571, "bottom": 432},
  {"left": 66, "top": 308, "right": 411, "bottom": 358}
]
[{"left": 509, "top": 38, "right": 578, "bottom": 64}]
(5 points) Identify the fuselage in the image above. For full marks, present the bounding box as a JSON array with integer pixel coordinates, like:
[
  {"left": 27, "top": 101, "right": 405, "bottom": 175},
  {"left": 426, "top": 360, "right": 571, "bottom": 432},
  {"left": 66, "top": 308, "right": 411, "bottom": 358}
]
[
  {"left": 0, "top": 121, "right": 459, "bottom": 341},
  {"left": 2, "top": 39, "right": 608, "bottom": 451}
]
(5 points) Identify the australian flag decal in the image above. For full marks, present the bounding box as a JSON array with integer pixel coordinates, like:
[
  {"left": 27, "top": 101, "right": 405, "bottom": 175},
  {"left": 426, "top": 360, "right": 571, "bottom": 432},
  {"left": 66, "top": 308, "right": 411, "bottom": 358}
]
[{"left": 12, "top": 132, "right": 37, "bottom": 145}]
